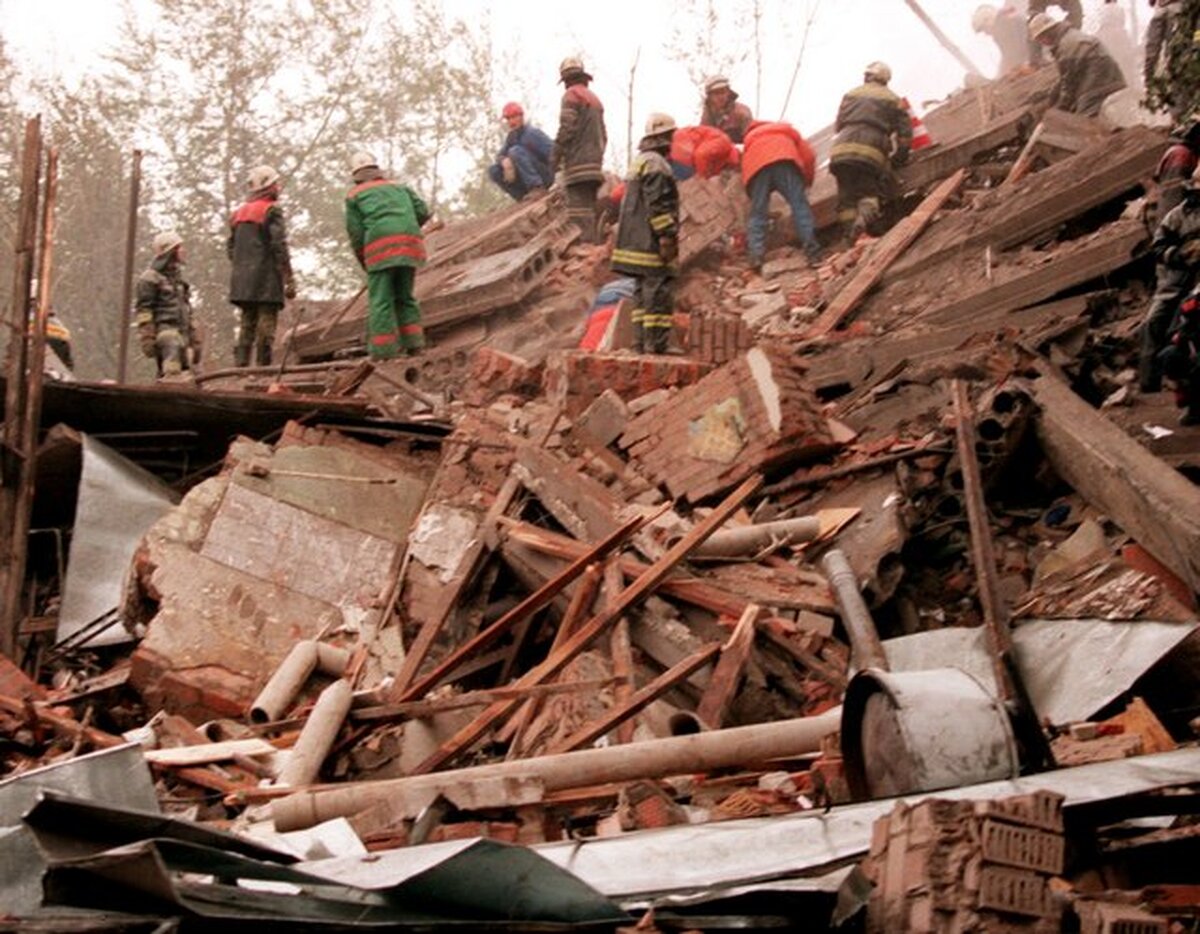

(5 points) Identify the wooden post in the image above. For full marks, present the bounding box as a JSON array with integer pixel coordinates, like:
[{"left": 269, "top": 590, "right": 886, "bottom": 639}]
[
  {"left": 0, "top": 118, "right": 42, "bottom": 661},
  {"left": 116, "top": 149, "right": 141, "bottom": 384}
]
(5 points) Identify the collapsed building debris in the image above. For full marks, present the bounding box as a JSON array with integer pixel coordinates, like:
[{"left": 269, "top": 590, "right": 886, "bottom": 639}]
[{"left": 5, "top": 61, "right": 1200, "bottom": 933}]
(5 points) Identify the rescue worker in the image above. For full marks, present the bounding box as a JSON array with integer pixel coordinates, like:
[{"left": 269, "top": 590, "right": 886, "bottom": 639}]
[
  {"left": 670, "top": 124, "right": 738, "bottom": 180},
  {"left": 741, "top": 120, "right": 822, "bottom": 271},
  {"left": 1145, "top": 0, "right": 1185, "bottom": 117},
  {"left": 1161, "top": 286, "right": 1200, "bottom": 424},
  {"left": 552, "top": 57, "right": 607, "bottom": 243},
  {"left": 136, "top": 230, "right": 197, "bottom": 380},
  {"left": 611, "top": 113, "right": 680, "bottom": 355},
  {"left": 1029, "top": 13, "right": 1127, "bottom": 117},
  {"left": 488, "top": 102, "right": 554, "bottom": 201},
  {"left": 29, "top": 310, "right": 73, "bottom": 370},
  {"left": 1152, "top": 116, "right": 1200, "bottom": 229},
  {"left": 1027, "top": 0, "right": 1084, "bottom": 65},
  {"left": 829, "top": 61, "right": 911, "bottom": 243},
  {"left": 699, "top": 76, "right": 753, "bottom": 145},
  {"left": 971, "top": 4, "right": 1031, "bottom": 76},
  {"left": 344, "top": 151, "right": 438, "bottom": 359},
  {"left": 228, "top": 164, "right": 295, "bottom": 368},
  {"left": 1140, "top": 163, "right": 1200, "bottom": 393}
]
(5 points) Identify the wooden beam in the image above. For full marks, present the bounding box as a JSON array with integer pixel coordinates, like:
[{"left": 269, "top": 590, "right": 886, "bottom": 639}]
[
  {"left": 761, "top": 627, "right": 848, "bottom": 690},
  {"left": 412, "top": 475, "right": 763, "bottom": 774},
  {"left": 901, "top": 0, "right": 984, "bottom": 76},
  {"left": 397, "top": 512, "right": 647, "bottom": 703},
  {"left": 546, "top": 642, "right": 722, "bottom": 754},
  {"left": 807, "top": 170, "right": 966, "bottom": 339},
  {"left": 605, "top": 557, "right": 637, "bottom": 744},
  {"left": 696, "top": 604, "right": 760, "bottom": 728},
  {"left": 1029, "top": 363, "right": 1200, "bottom": 594}
]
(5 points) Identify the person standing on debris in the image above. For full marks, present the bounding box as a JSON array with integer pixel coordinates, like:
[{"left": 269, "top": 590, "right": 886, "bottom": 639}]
[
  {"left": 228, "top": 164, "right": 295, "bottom": 368},
  {"left": 829, "top": 61, "right": 912, "bottom": 243},
  {"left": 741, "top": 120, "right": 822, "bottom": 272},
  {"left": 136, "top": 231, "right": 198, "bottom": 380},
  {"left": 972, "top": 5, "right": 1032, "bottom": 76},
  {"left": 344, "top": 151, "right": 438, "bottom": 359},
  {"left": 1144, "top": 0, "right": 1185, "bottom": 117},
  {"left": 489, "top": 102, "right": 555, "bottom": 202},
  {"left": 1028, "top": 14, "right": 1127, "bottom": 117},
  {"left": 1152, "top": 116, "right": 1200, "bottom": 228},
  {"left": 611, "top": 113, "right": 680, "bottom": 355},
  {"left": 1140, "top": 164, "right": 1200, "bottom": 394},
  {"left": 699, "top": 76, "right": 754, "bottom": 145},
  {"left": 552, "top": 57, "right": 607, "bottom": 243},
  {"left": 670, "top": 125, "right": 739, "bottom": 181},
  {"left": 1026, "top": 0, "right": 1083, "bottom": 65}
]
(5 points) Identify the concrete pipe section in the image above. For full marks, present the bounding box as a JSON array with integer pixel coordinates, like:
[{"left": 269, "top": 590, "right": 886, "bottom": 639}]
[{"left": 841, "top": 667, "right": 1019, "bottom": 800}]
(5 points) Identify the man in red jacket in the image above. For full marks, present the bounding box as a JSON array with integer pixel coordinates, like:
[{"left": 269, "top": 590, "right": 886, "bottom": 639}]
[
  {"left": 670, "top": 125, "right": 739, "bottom": 180},
  {"left": 741, "top": 121, "right": 822, "bottom": 271}
]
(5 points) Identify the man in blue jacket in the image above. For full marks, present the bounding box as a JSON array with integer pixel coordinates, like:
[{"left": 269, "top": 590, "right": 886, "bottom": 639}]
[{"left": 489, "top": 102, "right": 554, "bottom": 201}]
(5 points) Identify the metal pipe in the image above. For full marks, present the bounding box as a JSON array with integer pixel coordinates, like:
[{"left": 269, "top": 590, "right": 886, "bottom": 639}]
[
  {"left": 272, "top": 708, "right": 841, "bottom": 831},
  {"left": 249, "top": 640, "right": 319, "bottom": 724},
  {"left": 315, "top": 643, "right": 350, "bottom": 677},
  {"left": 690, "top": 515, "right": 821, "bottom": 560},
  {"left": 116, "top": 149, "right": 141, "bottom": 384},
  {"left": 277, "top": 678, "right": 353, "bottom": 788},
  {"left": 821, "top": 549, "right": 889, "bottom": 671}
]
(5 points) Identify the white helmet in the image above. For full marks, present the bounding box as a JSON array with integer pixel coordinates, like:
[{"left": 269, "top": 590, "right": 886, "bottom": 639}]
[
  {"left": 152, "top": 230, "right": 183, "bottom": 256},
  {"left": 704, "top": 75, "right": 731, "bottom": 95},
  {"left": 972, "top": 5, "right": 998, "bottom": 33},
  {"left": 644, "top": 112, "right": 677, "bottom": 137},
  {"left": 1028, "top": 12, "right": 1059, "bottom": 40},
  {"left": 349, "top": 150, "right": 378, "bottom": 174},
  {"left": 247, "top": 164, "right": 280, "bottom": 191},
  {"left": 864, "top": 61, "right": 892, "bottom": 84}
]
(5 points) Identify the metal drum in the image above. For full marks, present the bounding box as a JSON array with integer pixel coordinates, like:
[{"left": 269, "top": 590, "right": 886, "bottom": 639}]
[{"left": 842, "top": 667, "right": 1020, "bottom": 800}]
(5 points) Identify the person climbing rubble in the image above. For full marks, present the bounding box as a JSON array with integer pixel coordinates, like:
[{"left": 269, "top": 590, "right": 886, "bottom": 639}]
[
  {"left": 1028, "top": 13, "right": 1127, "bottom": 117},
  {"left": 135, "top": 230, "right": 199, "bottom": 380},
  {"left": 699, "top": 75, "right": 753, "bottom": 145},
  {"left": 552, "top": 56, "right": 607, "bottom": 243},
  {"left": 344, "top": 151, "right": 440, "bottom": 359},
  {"left": 669, "top": 124, "right": 739, "bottom": 180},
  {"left": 488, "top": 102, "right": 554, "bottom": 202},
  {"left": 829, "top": 61, "right": 911, "bottom": 244},
  {"left": 740, "top": 120, "right": 822, "bottom": 272},
  {"left": 1161, "top": 286, "right": 1200, "bottom": 424},
  {"left": 228, "top": 164, "right": 295, "bottom": 368},
  {"left": 611, "top": 112, "right": 680, "bottom": 355}
]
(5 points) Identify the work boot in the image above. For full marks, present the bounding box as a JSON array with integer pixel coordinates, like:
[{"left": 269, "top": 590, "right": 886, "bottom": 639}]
[
  {"left": 233, "top": 344, "right": 251, "bottom": 368},
  {"left": 257, "top": 342, "right": 273, "bottom": 367},
  {"left": 805, "top": 242, "right": 825, "bottom": 265}
]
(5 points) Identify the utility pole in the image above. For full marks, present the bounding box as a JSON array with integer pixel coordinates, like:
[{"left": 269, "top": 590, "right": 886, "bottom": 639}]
[
  {"left": 0, "top": 117, "right": 44, "bottom": 661},
  {"left": 116, "top": 149, "right": 142, "bottom": 384}
]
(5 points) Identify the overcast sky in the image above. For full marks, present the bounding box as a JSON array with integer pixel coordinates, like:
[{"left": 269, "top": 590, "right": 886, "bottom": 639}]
[{"left": 0, "top": 0, "right": 1153, "bottom": 168}]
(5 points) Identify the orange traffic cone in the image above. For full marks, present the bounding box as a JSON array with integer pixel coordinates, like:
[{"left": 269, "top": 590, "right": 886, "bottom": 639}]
[{"left": 903, "top": 97, "right": 933, "bottom": 151}]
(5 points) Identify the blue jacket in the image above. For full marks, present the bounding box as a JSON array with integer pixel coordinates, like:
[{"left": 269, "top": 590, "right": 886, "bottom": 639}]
[{"left": 499, "top": 125, "right": 554, "bottom": 179}]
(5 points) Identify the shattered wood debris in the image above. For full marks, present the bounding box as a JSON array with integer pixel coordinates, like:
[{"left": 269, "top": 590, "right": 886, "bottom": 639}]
[{"left": 6, "top": 64, "right": 1200, "bottom": 933}]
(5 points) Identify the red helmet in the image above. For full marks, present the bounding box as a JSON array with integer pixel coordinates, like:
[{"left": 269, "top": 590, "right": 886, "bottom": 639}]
[{"left": 501, "top": 101, "right": 524, "bottom": 119}]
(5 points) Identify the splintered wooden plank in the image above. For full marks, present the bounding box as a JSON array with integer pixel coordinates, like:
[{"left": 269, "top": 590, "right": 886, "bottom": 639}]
[
  {"left": 807, "top": 169, "right": 966, "bottom": 339},
  {"left": 605, "top": 557, "right": 636, "bottom": 745},
  {"left": 397, "top": 510, "right": 645, "bottom": 702},
  {"left": 412, "top": 475, "right": 763, "bottom": 774},
  {"left": 695, "top": 604, "right": 760, "bottom": 728},
  {"left": 546, "top": 642, "right": 722, "bottom": 754},
  {"left": 143, "top": 738, "right": 277, "bottom": 767}
]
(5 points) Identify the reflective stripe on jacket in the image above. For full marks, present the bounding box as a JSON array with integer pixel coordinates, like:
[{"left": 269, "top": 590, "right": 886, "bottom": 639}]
[
  {"left": 345, "top": 179, "right": 431, "bottom": 270},
  {"left": 612, "top": 149, "right": 679, "bottom": 275},
  {"left": 829, "top": 82, "right": 911, "bottom": 171}
]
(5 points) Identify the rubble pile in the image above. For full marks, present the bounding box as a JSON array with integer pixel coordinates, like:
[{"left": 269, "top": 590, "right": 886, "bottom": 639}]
[{"left": 4, "top": 67, "right": 1200, "bottom": 932}]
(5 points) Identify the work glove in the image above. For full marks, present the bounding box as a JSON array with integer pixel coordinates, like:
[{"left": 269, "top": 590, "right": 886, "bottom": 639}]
[
  {"left": 891, "top": 148, "right": 910, "bottom": 167},
  {"left": 658, "top": 235, "right": 679, "bottom": 264},
  {"left": 138, "top": 323, "right": 156, "bottom": 358},
  {"left": 285, "top": 277, "right": 297, "bottom": 300}
]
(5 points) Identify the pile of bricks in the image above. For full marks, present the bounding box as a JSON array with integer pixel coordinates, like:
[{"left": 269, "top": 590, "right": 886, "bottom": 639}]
[
  {"left": 618, "top": 345, "right": 834, "bottom": 503},
  {"left": 462, "top": 346, "right": 544, "bottom": 404},
  {"left": 543, "top": 351, "right": 712, "bottom": 417},
  {"left": 864, "top": 791, "right": 1066, "bottom": 933},
  {"left": 687, "top": 312, "right": 756, "bottom": 365}
]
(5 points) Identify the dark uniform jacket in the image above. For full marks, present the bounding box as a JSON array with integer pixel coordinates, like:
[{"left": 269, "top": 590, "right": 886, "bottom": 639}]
[
  {"left": 1047, "top": 27, "right": 1127, "bottom": 116},
  {"left": 611, "top": 148, "right": 679, "bottom": 275},
  {"left": 553, "top": 84, "right": 607, "bottom": 184},
  {"left": 829, "top": 82, "right": 912, "bottom": 171},
  {"left": 1154, "top": 195, "right": 1200, "bottom": 270},
  {"left": 136, "top": 253, "right": 191, "bottom": 333},
  {"left": 1155, "top": 139, "right": 1200, "bottom": 226},
  {"left": 227, "top": 194, "right": 293, "bottom": 307}
]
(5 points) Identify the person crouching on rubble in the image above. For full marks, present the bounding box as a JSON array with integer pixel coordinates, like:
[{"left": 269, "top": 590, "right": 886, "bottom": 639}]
[
  {"left": 1160, "top": 287, "right": 1200, "bottom": 425},
  {"left": 742, "top": 119, "right": 823, "bottom": 272},
  {"left": 1028, "top": 12, "right": 1127, "bottom": 117},
  {"left": 344, "top": 151, "right": 441, "bottom": 359},
  {"left": 489, "top": 102, "right": 554, "bottom": 201},
  {"left": 136, "top": 230, "right": 200, "bottom": 380},
  {"left": 228, "top": 164, "right": 296, "bottom": 368},
  {"left": 611, "top": 113, "right": 681, "bottom": 355}
]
